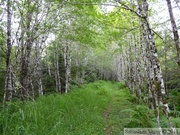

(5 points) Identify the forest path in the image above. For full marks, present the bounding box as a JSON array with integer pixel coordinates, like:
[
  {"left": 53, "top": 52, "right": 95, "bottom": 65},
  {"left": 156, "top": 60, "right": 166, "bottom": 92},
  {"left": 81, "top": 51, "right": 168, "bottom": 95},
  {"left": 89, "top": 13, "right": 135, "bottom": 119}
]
[
  {"left": 101, "top": 81, "right": 158, "bottom": 135},
  {"left": 1, "top": 81, "right": 156, "bottom": 135},
  {"left": 104, "top": 104, "right": 112, "bottom": 135},
  {"left": 102, "top": 86, "right": 135, "bottom": 135}
]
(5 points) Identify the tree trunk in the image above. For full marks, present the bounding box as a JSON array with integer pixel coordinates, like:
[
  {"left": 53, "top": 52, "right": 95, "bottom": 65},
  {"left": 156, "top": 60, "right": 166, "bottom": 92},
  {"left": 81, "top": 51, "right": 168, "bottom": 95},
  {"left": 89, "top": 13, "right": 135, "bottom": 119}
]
[
  {"left": 54, "top": 49, "right": 61, "bottom": 93},
  {"left": 34, "top": 39, "right": 44, "bottom": 96},
  {"left": 64, "top": 41, "right": 71, "bottom": 93},
  {"left": 137, "top": 0, "right": 163, "bottom": 134},
  {"left": 134, "top": 35, "right": 142, "bottom": 100},
  {"left": 138, "top": 0, "right": 176, "bottom": 134},
  {"left": 4, "top": 0, "right": 13, "bottom": 102},
  {"left": 46, "top": 49, "right": 51, "bottom": 76},
  {"left": 166, "top": 0, "right": 180, "bottom": 67},
  {"left": 20, "top": 1, "right": 33, "bottom": 100},
  {"left": 126, "top": 36, "right": 135, "bottom": 92},
  {"left": 140, "top": 33, "right": 154, "bottom": 108}
]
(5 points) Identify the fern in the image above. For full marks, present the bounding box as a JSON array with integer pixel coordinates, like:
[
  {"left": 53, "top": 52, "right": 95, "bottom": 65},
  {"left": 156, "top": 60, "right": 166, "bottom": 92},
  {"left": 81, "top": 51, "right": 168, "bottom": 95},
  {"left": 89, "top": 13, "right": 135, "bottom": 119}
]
[{"left": 171, "top": 117, "right": 180, "bottom": 128}]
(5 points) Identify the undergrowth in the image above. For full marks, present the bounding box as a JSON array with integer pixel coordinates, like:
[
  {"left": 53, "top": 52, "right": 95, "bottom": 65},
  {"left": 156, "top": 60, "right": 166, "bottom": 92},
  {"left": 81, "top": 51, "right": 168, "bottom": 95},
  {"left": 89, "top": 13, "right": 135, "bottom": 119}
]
[{"left": 1, "top": 80, "right": 178, "bottom": 135}]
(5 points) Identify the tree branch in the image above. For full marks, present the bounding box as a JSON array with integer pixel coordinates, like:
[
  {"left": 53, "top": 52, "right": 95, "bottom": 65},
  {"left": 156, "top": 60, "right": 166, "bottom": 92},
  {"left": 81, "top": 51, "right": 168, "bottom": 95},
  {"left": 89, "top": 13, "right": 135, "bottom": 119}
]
[
  {"left": 65, "top": 2, "right": 120, "bottom": 8},
  {"left": 152, "top": 29, "right": 163, "bottom": 40},
  {"left": 66, "top": 1, "right": 163, "bottom": 40},
  {"left": 113, "top": 0, "right": 142, "bottom": 18}
]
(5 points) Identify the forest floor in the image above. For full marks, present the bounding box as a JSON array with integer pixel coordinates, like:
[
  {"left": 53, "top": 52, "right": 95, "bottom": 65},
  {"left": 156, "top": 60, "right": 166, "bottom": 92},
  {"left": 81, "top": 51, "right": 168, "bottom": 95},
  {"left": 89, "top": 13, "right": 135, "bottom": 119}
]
[{"left": 1, "top": 81, "right": 157, "bottom": 135}]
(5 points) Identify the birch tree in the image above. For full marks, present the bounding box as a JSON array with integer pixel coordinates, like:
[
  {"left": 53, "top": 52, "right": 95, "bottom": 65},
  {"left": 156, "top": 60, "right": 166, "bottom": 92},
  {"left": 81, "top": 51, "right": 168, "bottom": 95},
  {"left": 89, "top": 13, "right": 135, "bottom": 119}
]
[
  {"left": 166, "top": 0, "right": 180, "bottom": 67},
  {"left": 64, "top": 41, "right": 71, "bottom": 93},
  {"left": 54, "top": 43, "right": 62, "bottom": 93},
  {"left": 112, "top": 0, "right": 177, "bottom": 133},
  {"left": 137, "top": 0, "right": 176, "bottom": 133},
  {"left": 4, "top": 0, "right": 13, "bottom": 102}
]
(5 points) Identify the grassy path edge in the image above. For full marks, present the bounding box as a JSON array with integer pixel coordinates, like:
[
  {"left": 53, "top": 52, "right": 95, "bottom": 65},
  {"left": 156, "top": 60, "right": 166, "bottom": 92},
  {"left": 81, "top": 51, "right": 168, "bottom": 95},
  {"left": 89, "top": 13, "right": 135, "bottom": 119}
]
[{"left": 1, "top": 81, "right": 157, "bottom": 135}]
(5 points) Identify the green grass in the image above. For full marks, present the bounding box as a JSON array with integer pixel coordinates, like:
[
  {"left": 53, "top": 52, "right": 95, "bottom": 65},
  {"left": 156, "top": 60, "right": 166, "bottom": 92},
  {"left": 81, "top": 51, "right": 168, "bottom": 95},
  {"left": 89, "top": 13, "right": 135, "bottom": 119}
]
[{"left": 0, "top": 80, "right": 157, "bottom": 135}]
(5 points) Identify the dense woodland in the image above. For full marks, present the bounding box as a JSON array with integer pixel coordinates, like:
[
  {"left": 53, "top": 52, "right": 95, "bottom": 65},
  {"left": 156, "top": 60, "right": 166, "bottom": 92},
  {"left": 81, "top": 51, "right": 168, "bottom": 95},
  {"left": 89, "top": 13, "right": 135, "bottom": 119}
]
[{"left": 0, "top": 0, "right": 180, "bottom": 134}]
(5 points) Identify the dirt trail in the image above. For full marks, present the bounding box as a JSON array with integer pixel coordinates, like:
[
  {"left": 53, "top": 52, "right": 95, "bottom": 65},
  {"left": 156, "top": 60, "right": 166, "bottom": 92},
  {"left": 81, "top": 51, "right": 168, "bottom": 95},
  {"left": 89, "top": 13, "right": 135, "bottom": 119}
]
[{"left": 104, "top": 104, "right": 112, "bottom": 135}]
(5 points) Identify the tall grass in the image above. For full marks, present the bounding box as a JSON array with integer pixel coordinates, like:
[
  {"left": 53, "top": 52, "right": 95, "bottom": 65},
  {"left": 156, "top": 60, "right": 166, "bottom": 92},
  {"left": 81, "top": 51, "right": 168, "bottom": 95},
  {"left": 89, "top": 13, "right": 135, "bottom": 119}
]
[
  {"left": 0, "top": 80, "right": 159, "bottom": 135},
  {"left": 0, "top": 81, "right": 114, "bottom": 135}
]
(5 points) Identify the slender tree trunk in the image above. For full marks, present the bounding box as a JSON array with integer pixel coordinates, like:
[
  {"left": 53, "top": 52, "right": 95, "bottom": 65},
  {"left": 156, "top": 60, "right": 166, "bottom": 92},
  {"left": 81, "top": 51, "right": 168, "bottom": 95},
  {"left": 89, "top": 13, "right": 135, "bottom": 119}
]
[
  {"left": 121, "top": 46, "right": 126, "bottom": 81},
  {"left": 114, "top": 55, "right": 122, "bottom": 81},
  {"left": 166, "top": 0, "right": 180, "bottom": 67},
  {"left": 134, "top": 36, "right": 142, "bottom": 100},
  {"left": 4, "top": 0, "right": 13, "bottom": 102},
  {"left": 140, "top": 33, "right": 154, "bottom": 108},
  {"left": 126, "top": 36, "right": 135, "bottom": 92},
  {"left": 34, "top": 39, "right": 44, "bottom": 96},
  {"left": 30, "top": 79, "right": 35, "bottom": 99},
  {"left": 54, "top": 49, "right": 61, "bottom": 93},
  {"left": 64, "top": 41, "right": 71, "bottom": 93},
  {"left": 46, "top": 49, "right": 51, "bottom": 76},
  {"left": 75, "top": 45, "right": 79, "bottom": 82}
]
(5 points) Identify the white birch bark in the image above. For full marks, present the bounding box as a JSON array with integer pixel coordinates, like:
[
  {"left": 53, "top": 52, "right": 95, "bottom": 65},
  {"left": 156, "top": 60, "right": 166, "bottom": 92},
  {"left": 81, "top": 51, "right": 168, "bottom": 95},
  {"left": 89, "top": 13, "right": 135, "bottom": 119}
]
[
  {"left": 54, "top": 49, "right": 61, "bottom": 93},
  {"left": 126, "top": 35, "right": 135, "bottom": 92},
  {"left": 137, "top": 0, "right": 176, "bottom": 134},
  {"left": 34, "top": 38, "right": 44, "bottom": 96},
  {"left": 166, "top": 0, "right": 180, "bottom": 67},
  {"left": 64, "top": 41, "right": 71, "bottom": 93},
  {"left": 137, "top": 0, "right": 163, "bottom": 133},
  {"left": 75, "top": 45, "right": 81, "bottom": 84},
  {"left": 4, "top": 0, "right": 13, "bottom": 102},
  {"left": 134, "top": 37, "right": 142, "bottom": 100}
]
